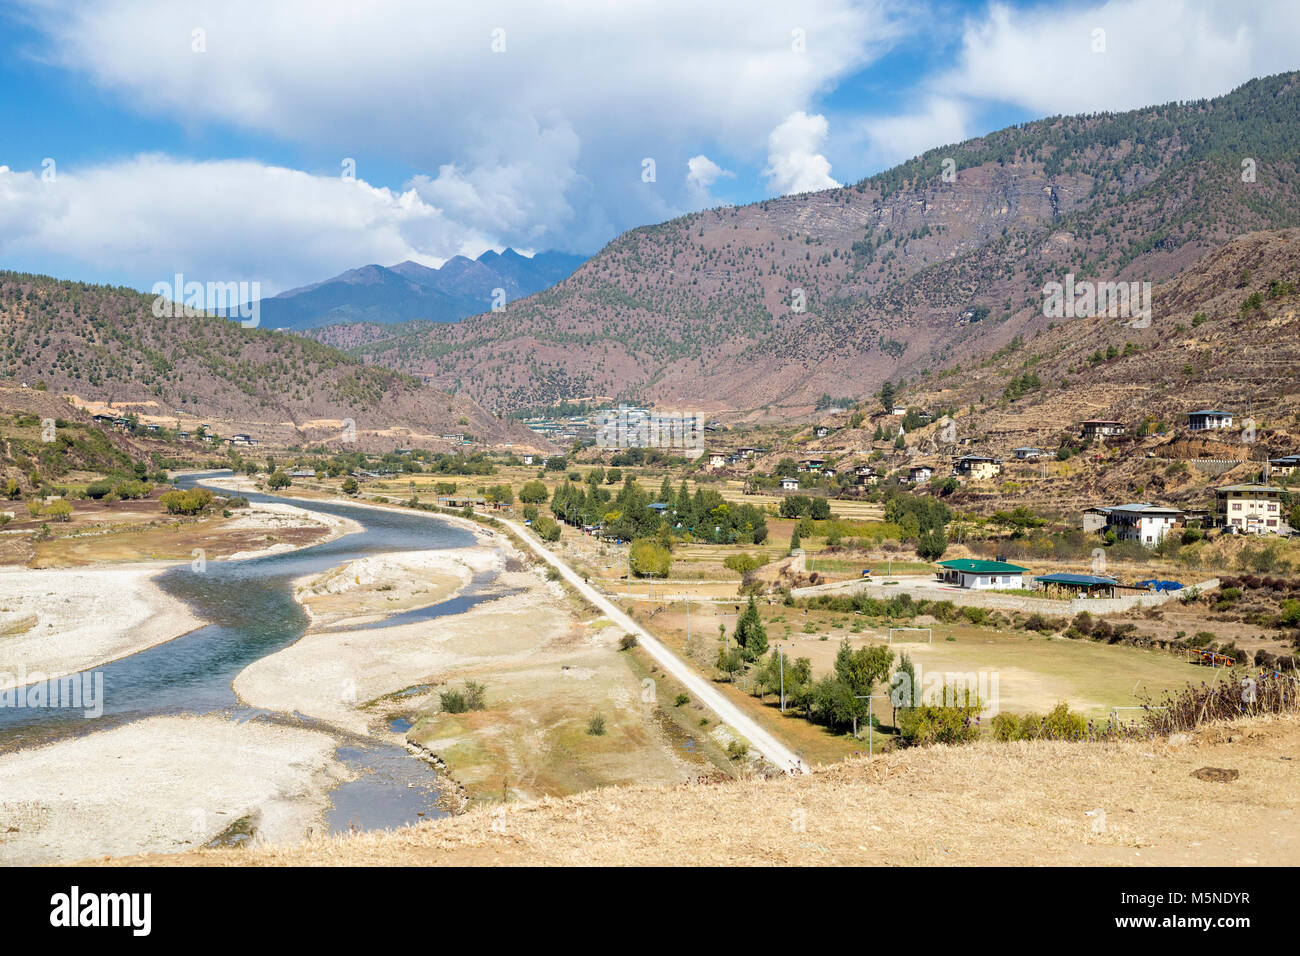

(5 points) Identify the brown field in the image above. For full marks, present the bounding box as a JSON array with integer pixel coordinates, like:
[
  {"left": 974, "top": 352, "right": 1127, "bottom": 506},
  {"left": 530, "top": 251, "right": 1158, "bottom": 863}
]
[{"left": 104, "top": 713, "right": 1300, "bottom": 866}]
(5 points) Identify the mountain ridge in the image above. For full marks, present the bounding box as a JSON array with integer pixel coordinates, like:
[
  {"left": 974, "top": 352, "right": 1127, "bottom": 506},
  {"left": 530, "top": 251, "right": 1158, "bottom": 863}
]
[
  {"left": 316, "top": 72, "right": 1300, "bottom": 416},
  {"left": 259, "top": 248, "right": 586, "bottom": 330}
]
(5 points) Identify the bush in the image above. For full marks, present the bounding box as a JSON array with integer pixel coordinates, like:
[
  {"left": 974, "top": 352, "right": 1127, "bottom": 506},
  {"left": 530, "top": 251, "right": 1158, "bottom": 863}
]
[
  {"left": 587, "top": 714, "right": 606, "bottom": 736},
  {"left": 618, "top": 633, "right": 638, "bottom": 650},
  {"left": 533, "top": 515, "right": 562, "bottom": 542},
  {"left": 723, "top": 552, "right": 762, "bottom": 576},
  {"left": 464, "top": 680, "right": 487, "bottom": 711},
  {"left": 160, "top": 488, "right": 214, "bottom": 515},
  {"left": 897, "top": 699, "right": 982, "bottom": 746},
  {"left": 674, "top": 693, "right": 690, "bottom": 707},
  {"left": 439, "top": 689, "right": 468, "bottom": 713},
  {"left": 85, "top": 480, "right": 113, "bottom": 499},
  {"left": 629, "top": 538, "right": 671, "bottom": 578}
]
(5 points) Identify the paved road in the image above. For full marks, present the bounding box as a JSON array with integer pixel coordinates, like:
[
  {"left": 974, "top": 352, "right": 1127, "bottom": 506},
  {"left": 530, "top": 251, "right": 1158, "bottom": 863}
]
[{"left": 491, "top": 515, "right": 809, "bottom": 775}]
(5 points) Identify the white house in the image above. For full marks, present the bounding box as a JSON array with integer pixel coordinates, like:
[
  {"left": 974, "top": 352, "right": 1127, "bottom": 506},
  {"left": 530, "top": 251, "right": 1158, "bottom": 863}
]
[
  {"left": 936, "top": 559, "right": 1029, "bottom": 590},
  {"left": 780, "top": 477, "right": 800, "bottom": 491},
  {"left": 1103, "top": 503, "right": 1184, "bottom": 546},
  {"left": 1187, "top": 409, "right": 1234, "bottom": 431}
]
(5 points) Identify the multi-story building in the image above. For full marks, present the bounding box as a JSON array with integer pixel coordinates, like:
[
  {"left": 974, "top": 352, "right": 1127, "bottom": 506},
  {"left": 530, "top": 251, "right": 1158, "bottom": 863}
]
[
  {"left": 1103, "top": 503, "right": 1184, "bottom": 546},
  {"left": 1215, "top": 484, "right": 1289, "bottom": 535}
]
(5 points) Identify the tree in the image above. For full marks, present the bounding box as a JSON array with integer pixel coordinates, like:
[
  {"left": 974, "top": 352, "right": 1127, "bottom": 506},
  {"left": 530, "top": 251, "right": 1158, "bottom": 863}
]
[
  {"left": 630, "top": 538, "right": 671, "bottom": 577},
  {"left": 916, "top": 530, "right": 948, "bottom": 560},
  {"left": 484, "top": 484, "right": 514, "bottom": 506},
  {"left": 833, "top": 638, "right": 894, "bottom": 736},
  {"left": 733, "top": 595, "right": 768, "bottom": 661},
  {"left": 789, "top": 526, "right": 801, "bottom": 552},
  {"left": 267, "top": 470, "right": 291, "bottom": 490},
  {"left": 715, "top": 644, "right": 745, "bottom": 682},
  {"left": 533, "top": 515, "right": 562, "bottom": 542},
  {"left": 879, "top": 381, "right": 896, "bottom": 412},
  {"left": 45, "top": 499, "right": 73, "bottom": 522},
  {"left": 341, "top": 476, "right": 359, "bottom": 495},
  {"left": 519, "top": 480, "right": 549, "bottom": 504}
]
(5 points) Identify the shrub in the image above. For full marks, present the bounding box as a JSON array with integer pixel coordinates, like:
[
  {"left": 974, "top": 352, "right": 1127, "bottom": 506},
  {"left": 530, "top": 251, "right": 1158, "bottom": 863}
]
[
  {"left": 723, "top": 552, "right": 762, "bottom": 576},
  {"left": 464, "top": 680, "right": 487, "bottom": 711},
  {"left": 587, "top": 714, "right": 606, "bottom": 736},
  {"left": 898, "top": 698, "right": 982, "bottom": 746},
  {"left": 532, "top": 515, "right": 562, "bottom": 542},
  {"left": 629, "top": 538, "right": 672, "bottom": 578},
  {"left": 618, "top": 633, "right": 638, "bottom": 650},
  {"left": 439, "top": 689, "right": 468, "bottom": 713},
  {"left": 674, "top": 693, "right": 690, "bottom": 707}
]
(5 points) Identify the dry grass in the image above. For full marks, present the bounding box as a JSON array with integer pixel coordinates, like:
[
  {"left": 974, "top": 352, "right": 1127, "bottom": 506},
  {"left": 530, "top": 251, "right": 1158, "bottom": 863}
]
[{"left": 103, "top": 713, "right": 1300, "bottom": 867}]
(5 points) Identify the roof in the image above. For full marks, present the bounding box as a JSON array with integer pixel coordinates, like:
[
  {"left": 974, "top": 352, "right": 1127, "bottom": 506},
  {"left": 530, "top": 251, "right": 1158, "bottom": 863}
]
[
  {"left": 1035, "top": 573, "right": 1117, "bottom": 587},
  {"left": 1187, "top": 409, "right": 1233, "bottom": 417},
  {"left": 1106, "top": 503, "right": 1183, "bottom": 515},
  {"left": 1080, "top": 419, "right": 1124, "bottom": 425},
  {"left": 1268, "top": 454, "right": 1300, "bottom": 463},
  {"left": 1013, "top": 446, "right": 1044, "bottom": 452},
  {"left": 938, "top": 559, "right": 1029, "bottom": 574},
  {"left": 1216, "top": 483, "right": 1285, "bottom": 494}
]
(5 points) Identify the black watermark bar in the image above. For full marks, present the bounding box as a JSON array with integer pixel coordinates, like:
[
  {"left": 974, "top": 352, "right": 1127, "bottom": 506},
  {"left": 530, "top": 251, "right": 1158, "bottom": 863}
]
[{"left": 2, "top": 867, "right": 1280, "bottom": 943}]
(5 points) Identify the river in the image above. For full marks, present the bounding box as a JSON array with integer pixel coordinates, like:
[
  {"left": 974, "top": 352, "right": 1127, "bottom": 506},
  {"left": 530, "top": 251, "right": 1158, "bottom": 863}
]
[{"left": 0, "top": 472, "right": 487, "bottom": 834}]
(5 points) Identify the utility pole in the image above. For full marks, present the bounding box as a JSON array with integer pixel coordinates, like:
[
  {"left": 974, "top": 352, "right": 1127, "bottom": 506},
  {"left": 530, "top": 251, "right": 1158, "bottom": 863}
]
[{"left": 779, "top": 645, "right": 786, "bottom": 713}]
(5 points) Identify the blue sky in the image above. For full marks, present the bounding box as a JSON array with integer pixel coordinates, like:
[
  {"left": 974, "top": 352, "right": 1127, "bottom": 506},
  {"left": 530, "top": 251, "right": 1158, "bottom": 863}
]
[{"left": 1, "top": 0, "right": 1297, "bottom": 295}]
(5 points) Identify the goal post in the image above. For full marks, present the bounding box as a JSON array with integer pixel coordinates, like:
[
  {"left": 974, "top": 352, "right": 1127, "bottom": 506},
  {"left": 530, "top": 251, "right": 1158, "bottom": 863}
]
[{"left": 887, "top": 627, "right": 932, "bottom": 644}]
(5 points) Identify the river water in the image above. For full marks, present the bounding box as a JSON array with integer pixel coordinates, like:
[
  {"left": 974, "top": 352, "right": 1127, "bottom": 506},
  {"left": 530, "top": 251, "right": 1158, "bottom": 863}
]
[{"left": 0, "top": 472, "right": 485, "bottom": 833}]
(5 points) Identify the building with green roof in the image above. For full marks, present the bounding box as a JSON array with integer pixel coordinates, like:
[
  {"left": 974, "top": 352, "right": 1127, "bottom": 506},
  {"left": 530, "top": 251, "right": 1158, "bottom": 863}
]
[{"left": 936, "top": 558, "right": 1029, "bottom": 590}]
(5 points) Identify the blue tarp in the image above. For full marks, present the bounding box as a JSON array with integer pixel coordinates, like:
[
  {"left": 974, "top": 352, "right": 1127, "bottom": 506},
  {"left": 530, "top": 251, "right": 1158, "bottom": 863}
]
[{"left": 1136, "top": 579, "right": 1183, "bottom": 592}]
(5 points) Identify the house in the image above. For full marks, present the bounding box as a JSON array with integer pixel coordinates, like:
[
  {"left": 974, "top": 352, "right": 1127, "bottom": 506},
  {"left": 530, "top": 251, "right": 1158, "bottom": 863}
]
[
  {"left": 737, "top": 446, "right": 763, "bottom": 459},
  {"left": 1013, "top": 446, "right": 1047, "bottom": 460},
  {"left": 1034, "top": 572, "right": 1119, "bottom": 598},
  {"left": 707, "top": 452, "right": 727, "bottom": 469},
  {"left": 814, "top": 426, "right": 831, "bottom": 438},
  {"left": 1215, "top": 484, "right": 1289, "bottom": 535},
  {"left": 853, "top": 465, "right": 878, "bottom": 486},
  {"left": 1187, "top": 409, "right": 1234, "bottom": 431},
  {"left": 1267, "top": 454, "right": 1300, "bottom": 477},
  {"left": 1080, "top": 419, "right": 1126, "bottom": 440},
  {"left": 522, "top": 454, "right": 535, "bottom": 466},
  {"left": 231, "top": 433, "right": 255, "bottom": 445},
  {"left": 936, "top": 558, "right": 1029, "bottom": 590},
  {"left": 1103, "top": 503, "right": 1184, "bottom": 546},
  {"left": 780, "top": 477, "right": 800, "bottom": 491},
  {"left": 797, "top": 458, "right": 825, "bottom": 472},
  {"left": 952, "top": 455, "right": 1002, "bottom": 481},
  {"left": 821, "top": 467, "right": 838, "bottom": 478},
  {"left": 904, "top": 464, "right": 934, "bottom": 484},
  {"left": 176, "top": 431, "right": 191, "bottom": 439},
  {"left": 1081, "top": 506, "right": 1112, "bottom": 534},
  {"left": 288, "top": 469, "right": 315, "bottom": 478}
]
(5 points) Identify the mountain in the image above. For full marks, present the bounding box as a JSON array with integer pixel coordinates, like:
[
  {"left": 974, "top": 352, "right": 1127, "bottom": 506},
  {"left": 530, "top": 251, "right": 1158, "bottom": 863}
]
[
  {"left": 258, "top": 248, "right": 586, "bottom": 330},
  {"left": 326, "top": 72, "right": 1300, "bottom": 415},
  {"left": 810, "top": 227, "right": 1300, "bottom": 514},
  {"left": 0, "top": 272, "right": 541, "bottom": 451}
]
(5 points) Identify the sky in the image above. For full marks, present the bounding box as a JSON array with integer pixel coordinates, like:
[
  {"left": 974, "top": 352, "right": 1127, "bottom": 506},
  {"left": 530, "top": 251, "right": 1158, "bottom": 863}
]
[{"left": 1, "top": 0, "right": 1298, "bottom": 296}]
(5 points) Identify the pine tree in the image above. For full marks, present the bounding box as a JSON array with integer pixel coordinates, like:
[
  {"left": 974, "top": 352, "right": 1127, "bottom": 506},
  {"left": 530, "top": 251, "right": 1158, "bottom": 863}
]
[{"left": 734, "top": 596, "right": 768, "bottom": 661}]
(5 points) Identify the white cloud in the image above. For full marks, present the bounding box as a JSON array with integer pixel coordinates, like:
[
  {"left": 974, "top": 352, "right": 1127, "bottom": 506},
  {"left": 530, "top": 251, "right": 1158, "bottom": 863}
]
[
  {"left": 14, "top": 0, "right": 908, "bottom": 253},
  {"left": 0, "top": 157, "right": 496, "bottom": 295},
  {"left": 686, "top": 155, "right": 733, "bottom": 191},
  {"left": 763, "top": 111, "right": 840, "bottom": 195},
  {"left": 848, "top": 96, "right": 970, "bottom": 171},
  {"left": 939, "top": 0, "right": 1300, "bottom": 116}
]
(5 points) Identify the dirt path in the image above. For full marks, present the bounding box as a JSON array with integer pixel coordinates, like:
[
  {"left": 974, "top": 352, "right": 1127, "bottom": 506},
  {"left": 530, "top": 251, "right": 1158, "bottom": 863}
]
[{"left": 492, "top": 515, "right": 808, "bottom": 774}]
